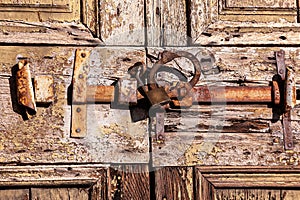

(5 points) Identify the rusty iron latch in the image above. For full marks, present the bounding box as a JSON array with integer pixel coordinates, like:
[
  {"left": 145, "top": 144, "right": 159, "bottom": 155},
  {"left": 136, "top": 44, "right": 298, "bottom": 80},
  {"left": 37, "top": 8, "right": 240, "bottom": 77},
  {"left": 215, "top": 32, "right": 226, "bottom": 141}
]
[
  {"left": 276, "top": 50, "right": 296, "bottom": 150},
  {"left": 70, "top": 49, "right": 297, "bottom": 151},
  {"left": 15, "top": 60, "right": 54, "bottom": 119}
]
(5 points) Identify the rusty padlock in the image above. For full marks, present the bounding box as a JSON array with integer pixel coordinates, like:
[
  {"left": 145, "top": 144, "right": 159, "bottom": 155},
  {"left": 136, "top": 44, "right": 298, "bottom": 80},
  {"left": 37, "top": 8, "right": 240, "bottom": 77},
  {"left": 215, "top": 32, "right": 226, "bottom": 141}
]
[
  {"left": 148, "top": 51, "right": 202, "bottom": 108},
  {"left": 135, "top": 67, "right": 171, "bottom": 108}
]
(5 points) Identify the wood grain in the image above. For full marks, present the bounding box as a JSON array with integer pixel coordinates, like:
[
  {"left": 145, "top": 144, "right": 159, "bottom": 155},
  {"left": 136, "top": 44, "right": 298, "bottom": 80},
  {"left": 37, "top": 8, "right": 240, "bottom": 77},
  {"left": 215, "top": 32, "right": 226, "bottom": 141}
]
[
  {"left": 0, "top": 189, "right": 29, "bottom": 200},
  {"left": 0, "top": 0, "right": 80, "bottom": 22},
  {"left": 281, "top": 190, "right": 300, "bottom": 200},
  {"left": 31, "top": 188, "right": 89, "bottom": 200},
  {"left": 109, "top": 165, "right": 150, "bottom": 200},
  {"left": 154, "top": 167, "right": 194, "bottom": 200},
  {"left": 99, "top": 0, "right": 144, "bottom": 45},
  {"left": 214, "top": 189, "right": 281, "bottom": 200},
  {"left": 146, "top": 0, "right": 187, "bottom": 46},
  {"left": 0, "top": 22, "right": 100, "bottom": 45},
  {"left": 195, "top": 22, "right": 300, "bottom": 46}
]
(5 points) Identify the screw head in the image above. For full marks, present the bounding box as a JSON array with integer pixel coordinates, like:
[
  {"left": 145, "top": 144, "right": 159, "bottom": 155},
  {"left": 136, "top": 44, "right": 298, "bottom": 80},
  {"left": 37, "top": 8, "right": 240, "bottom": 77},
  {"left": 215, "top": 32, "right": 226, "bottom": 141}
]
[
  {"left": 158, "top": 134, "right": 164, "bottom": 140},
  {"left": 76, "top": 107, "right": 81, "bottom": 112},
  {"left": 279, "top": 69, "right": 284, "bottom": 74},
  {"left": 288, "top": 143, "right": 292, "bottom": 148},
  {"left": 78, "top": 74, "right": 84, "bottom": 79},
  {"left": 81, "top": 52, "right": 86, "bottom": 58},
  {"left": 75, "top": 128, "right": 81, "bottom": 133}
]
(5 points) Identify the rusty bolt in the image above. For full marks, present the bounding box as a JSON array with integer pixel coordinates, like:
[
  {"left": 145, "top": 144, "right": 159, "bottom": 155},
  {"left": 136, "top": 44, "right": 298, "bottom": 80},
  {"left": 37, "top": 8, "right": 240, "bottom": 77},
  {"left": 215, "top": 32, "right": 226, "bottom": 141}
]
[
  {"left": 76, "top": 128, "right": 81, "bottom": 133},
  {"left": 158, "top": 134, "right": 164, "bottom": 140},
  {"left": 273, "top": 138, "right": 279, "bottom": 143},
  {"left": 81, "top": 52, "right": 86, "bottom": 58},
  {"left": 78, "top": 74, "right": 84, "bottom": 79},
  {"left": 76, "top": 107, "right": 81, "bottom": 113}
]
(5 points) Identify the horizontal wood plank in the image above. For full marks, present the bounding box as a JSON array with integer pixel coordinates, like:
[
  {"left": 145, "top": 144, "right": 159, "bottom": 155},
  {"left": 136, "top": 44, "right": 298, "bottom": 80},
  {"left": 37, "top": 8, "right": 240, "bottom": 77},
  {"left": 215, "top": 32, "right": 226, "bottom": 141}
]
[
  {"left": 195, "top": 22, "right": 300, "bottom": 46},
  {"left": 0, "top": 22, "right": 100, "bottom": 45}
]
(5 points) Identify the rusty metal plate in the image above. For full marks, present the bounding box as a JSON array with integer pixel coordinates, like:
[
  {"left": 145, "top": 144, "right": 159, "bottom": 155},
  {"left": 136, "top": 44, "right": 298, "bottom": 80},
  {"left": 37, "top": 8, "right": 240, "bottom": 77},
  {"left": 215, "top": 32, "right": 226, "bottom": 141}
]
[
  {"left": 275, "top": 50, "right": 286, "bottom": 81},
  {"left": 16, "top": 60, "right": 36, "bottom": 113},
  {"left": 34, "top": 75, "right": 54, "bottom": 104},
  {"left": 71, "top": 49, "right": 90, "bottom": 138}
]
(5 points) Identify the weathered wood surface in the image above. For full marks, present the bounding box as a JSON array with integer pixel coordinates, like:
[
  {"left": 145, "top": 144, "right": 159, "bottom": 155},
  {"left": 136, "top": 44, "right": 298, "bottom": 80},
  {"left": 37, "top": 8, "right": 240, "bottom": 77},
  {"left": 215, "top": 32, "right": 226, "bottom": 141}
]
[
  {"left": 154, "top": 167, "right": 194, "bottom": 200},
  {"left": 148, "top": 47, "right": 300, "bottom": 167},
  {"left": 0, "top": 46, "right": 299, "bottom": 166},
  {"left": 0, "top": 0, "right": 80, "bottom": 22},
  {"left": 82, "top": 0, "right": 99, "bottom": 37},
  {"left": 109, "top": 165, "right": 150, "bottom": 200},
  {"left": 214, "top": 189, "right": 281, "bottom": 200},
  {"left": 146, "top": 0, "right": 187, "bottom": 46},
  {"left": 195, "top": 22, "right": 300, "bottom": 46},
  {"left": 195, "top": 167, "right": 300, "bottom": 200},
  {"left": 99, "top": 0, "right": 144, "bottom": 45},
  {"left": 0, "top": 22, "right": 100, "bottom": 45},
  {"left": 0, "top": 189, "right": 29, "bottom": 200},
  {"left": 31, "top": 188, "right": 89, "bottom": 200},
  {"left": 0, "top": 46, "right": 149, "bottom": 164},
  {"left": 0, "top": 165, "right": 108, "bottom": 199}
]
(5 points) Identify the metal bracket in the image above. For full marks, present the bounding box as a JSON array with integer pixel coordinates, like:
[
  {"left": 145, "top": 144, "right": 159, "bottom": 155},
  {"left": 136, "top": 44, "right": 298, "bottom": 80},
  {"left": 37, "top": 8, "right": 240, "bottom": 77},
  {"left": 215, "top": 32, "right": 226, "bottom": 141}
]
[
  {"left": 282, "top": 67, "right": 296, "bottom": 150},
  {"left": 71, "top": 49, "right": 90, "bottom": 138},
  {"left": 275, "top": 50, "right": 296, "bottom": 150}
]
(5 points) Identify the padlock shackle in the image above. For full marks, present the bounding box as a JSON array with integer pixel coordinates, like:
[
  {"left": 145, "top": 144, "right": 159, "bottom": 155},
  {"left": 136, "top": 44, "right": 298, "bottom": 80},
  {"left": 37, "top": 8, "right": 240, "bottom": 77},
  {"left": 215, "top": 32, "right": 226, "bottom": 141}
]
[{"left": 148, "top": 51, "right": 201, "bottom": 90}]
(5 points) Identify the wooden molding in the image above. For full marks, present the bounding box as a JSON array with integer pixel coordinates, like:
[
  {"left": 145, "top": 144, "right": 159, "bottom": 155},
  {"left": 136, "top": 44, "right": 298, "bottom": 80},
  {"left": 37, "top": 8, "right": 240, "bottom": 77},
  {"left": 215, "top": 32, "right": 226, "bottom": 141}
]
[{"left": 195, "top": 166, "right": 300, "bottom": 199}]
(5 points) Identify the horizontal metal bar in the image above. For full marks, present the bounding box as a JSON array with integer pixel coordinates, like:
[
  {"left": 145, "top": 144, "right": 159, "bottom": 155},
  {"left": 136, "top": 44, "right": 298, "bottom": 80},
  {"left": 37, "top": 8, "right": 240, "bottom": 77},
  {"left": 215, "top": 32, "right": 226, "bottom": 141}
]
[
  {"left": 82, "top": 85, "right": 273, "bottom": 104},
  {"left": 191, "top": 86, "right": 273, "bottom": 103}
]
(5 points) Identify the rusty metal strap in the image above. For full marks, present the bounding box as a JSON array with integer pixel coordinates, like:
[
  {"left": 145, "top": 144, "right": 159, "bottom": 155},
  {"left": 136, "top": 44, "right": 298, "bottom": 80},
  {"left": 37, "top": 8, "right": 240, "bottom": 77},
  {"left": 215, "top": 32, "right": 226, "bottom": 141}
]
[{"left": 71, "top": 49, "right": 90, "bottom": 138}]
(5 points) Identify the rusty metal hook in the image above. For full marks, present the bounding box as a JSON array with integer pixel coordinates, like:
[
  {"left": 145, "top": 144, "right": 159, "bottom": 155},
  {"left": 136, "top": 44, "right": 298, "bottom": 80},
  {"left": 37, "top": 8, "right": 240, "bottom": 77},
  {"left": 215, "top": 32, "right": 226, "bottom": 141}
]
[{"left": 148, "top": 51, "right": 201, "bottom": 92}]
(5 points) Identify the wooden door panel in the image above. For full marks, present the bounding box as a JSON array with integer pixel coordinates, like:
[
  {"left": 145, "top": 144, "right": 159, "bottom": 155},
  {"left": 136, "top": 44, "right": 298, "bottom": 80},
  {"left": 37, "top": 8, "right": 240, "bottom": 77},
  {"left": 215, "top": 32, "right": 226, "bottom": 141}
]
[
  {"left": 191, "top": 0, "right": 299, "bottom": 45},
  {"left": 0, "top": 165, "right": 108, "bottom": 200},
  {"left": 195, "top": 167, "right": 300, "bottom": 200},
  {"left": 0, "top": 0, "right": 79, "bottom": 22}
]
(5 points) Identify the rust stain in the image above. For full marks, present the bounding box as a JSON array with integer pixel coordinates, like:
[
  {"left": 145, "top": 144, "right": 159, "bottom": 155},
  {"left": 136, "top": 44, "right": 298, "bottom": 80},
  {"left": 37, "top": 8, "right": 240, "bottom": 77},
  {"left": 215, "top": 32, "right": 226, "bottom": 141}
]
[{"left": 16, "top": 60, "right": 36, "bottom": 113}]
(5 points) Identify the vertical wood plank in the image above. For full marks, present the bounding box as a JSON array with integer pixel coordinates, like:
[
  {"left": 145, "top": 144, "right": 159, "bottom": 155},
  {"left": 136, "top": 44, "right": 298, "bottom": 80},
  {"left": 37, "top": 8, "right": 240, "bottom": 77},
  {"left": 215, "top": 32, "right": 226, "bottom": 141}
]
[
  {"left": 91, "top": 168, "right": 108, "bottom": 200},
  {"left": 82, "top": 0, "right": 99, "bottom": 37},
  {"left": 146, "top": 0, "right": 187, "bottom": 46},
  {"left": 0, "top": 189, "right": 29, "bottom": 200},
  {"left": 109, "top": 165, "right": 150, "bottom": 200},
  {"left": 195, "top": 168, "right": 216, "bottom": 200},
  {"left": 99, "top": 0, "right": 144, "bottom": 45},
  {"left": 190, "top": 0, "right": 211, "bottom": 44},
  {"left": 155, "top": 167, "right": 194, "bottom": 200},
  {"left": 31, "top": 188, "right": 89, "bottom": 200}
]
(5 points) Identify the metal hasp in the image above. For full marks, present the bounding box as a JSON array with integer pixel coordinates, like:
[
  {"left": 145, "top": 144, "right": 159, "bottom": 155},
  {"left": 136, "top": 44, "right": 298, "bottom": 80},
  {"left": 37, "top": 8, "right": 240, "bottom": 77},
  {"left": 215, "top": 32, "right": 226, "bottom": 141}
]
[
  {"left": 69, "top": 49, "right": 297, "bottom": 151},
  {"left": 275, "top": 50, "right": 296, "bottom": 150},
  {"left": 15, "top": 61, "right": 54, "bottom": 118}
]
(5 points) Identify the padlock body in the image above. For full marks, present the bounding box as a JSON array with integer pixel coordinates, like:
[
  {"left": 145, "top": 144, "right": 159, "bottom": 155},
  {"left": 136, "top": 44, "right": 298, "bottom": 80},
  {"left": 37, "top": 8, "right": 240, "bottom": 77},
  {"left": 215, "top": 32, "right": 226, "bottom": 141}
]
[{"left": 145, "top": 87, "right": 171, "bottom": 107}]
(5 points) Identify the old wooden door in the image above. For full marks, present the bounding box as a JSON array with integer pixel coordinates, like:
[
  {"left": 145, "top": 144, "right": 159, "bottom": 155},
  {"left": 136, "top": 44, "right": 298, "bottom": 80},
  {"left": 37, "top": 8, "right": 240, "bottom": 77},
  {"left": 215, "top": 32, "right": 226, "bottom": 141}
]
[{"left": 0, "top": 0, "right": 299, "bottom": 199}]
